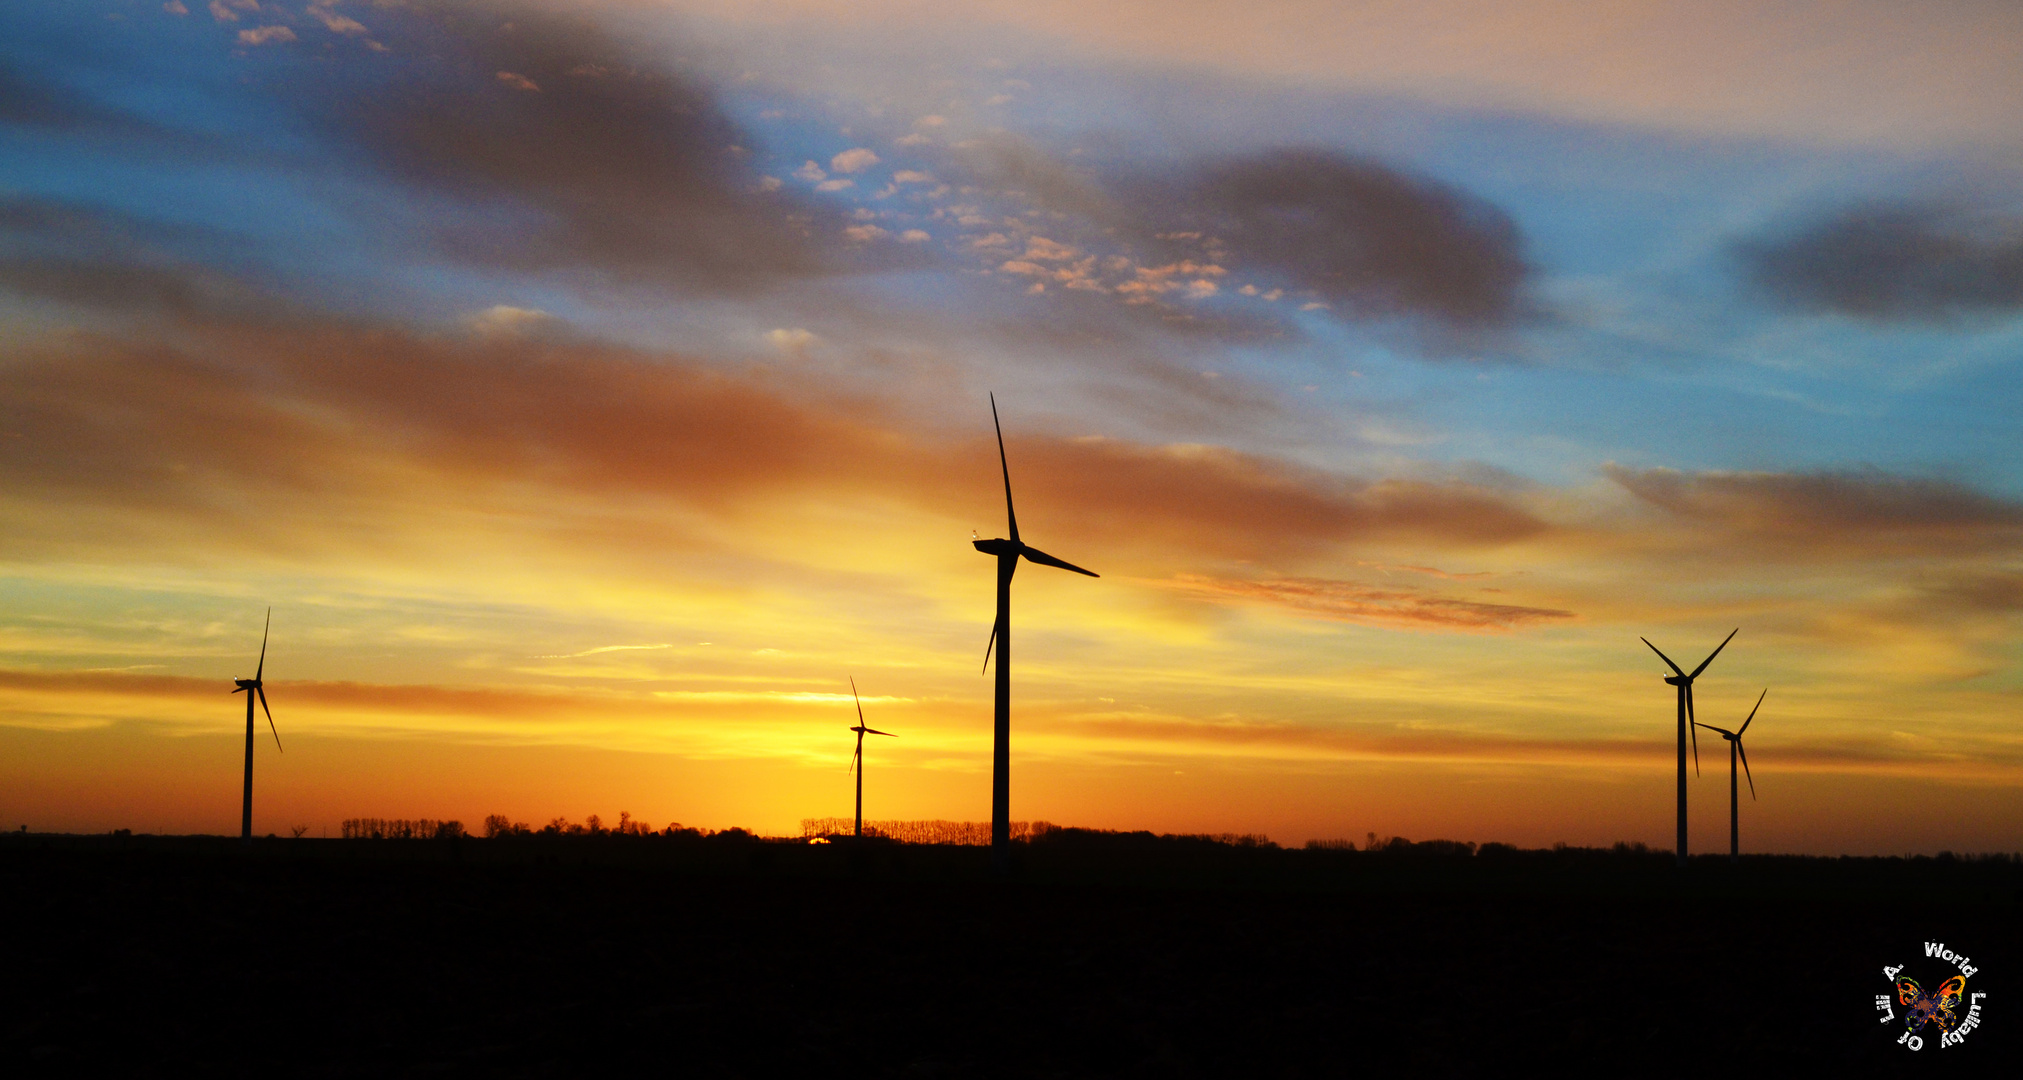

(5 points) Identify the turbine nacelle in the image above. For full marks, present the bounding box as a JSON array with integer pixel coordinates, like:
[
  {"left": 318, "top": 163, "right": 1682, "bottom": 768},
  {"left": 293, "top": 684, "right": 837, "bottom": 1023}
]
[{"left": 973, "top": 537, "right": 1019, "bottom": 557}]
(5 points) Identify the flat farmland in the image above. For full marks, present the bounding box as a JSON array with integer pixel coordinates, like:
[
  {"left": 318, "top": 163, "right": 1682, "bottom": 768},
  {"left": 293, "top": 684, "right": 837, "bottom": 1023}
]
[{"left": 2, "top": 834, "right": 2013, "bottom": 1076}]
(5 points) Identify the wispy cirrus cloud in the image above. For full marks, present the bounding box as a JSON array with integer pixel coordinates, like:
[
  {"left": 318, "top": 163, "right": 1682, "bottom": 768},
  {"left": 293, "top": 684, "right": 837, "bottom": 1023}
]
[
  {"left": 1164, "top": 573, "right": 1573, "bottom": 631},
  {"left": 532, "top": 643, "right": 674, "bottom": 659}
]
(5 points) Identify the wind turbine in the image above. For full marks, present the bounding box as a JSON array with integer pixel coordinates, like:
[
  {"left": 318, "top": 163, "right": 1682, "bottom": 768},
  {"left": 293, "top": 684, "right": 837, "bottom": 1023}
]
[
  {"left": 846, "top": 676, "right": 895, "bottom": 839},
  {"left": 1694, "top": 689, "right": 1764, "bottom": 861},
  {"left": 232, "top": 608, "right": 282, "bottom": 844},
  {"left": 1641, "top": 628, "right": 1736, "bottom": 867},
  {"left": 974, "top": 394, "right": 1098, "bottom": 874}
]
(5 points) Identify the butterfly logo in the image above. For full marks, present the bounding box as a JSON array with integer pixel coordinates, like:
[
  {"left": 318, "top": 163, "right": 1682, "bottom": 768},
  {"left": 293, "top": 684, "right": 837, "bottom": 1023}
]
[{"left": 1897, "top": 975, "right": 1968, "bottom": 1034}]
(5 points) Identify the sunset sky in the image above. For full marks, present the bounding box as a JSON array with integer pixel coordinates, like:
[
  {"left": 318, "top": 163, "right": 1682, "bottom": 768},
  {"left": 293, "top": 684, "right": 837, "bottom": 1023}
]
[{"left": 4, "top": 0, "right": 2021, "bottom": 852}]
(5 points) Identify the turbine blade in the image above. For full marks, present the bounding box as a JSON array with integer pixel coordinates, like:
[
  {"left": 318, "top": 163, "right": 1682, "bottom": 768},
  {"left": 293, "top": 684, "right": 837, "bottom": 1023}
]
[
  {"left": 1688, "top": 627, "right": 1739, "bottom": 680},
  {"left": 864, "top": 727, "right": 896, "bottom": 737},
  {"left": 981, "top": 621, "right": 998, "bottom": 675},
  {"left": 1693, "top": 723, "right": 1735, "bottom": 737},
  {"left": 1739, "top": 688, "right": 1766, "bottom": 736},
  {"left": 851, "top": 676, "right": 865, "bottom": 728},
  {"left": 1737, "top": 739, "right": 1755, "bottom": 799},
  {"left": 1019, "top": 545, "right": 1099, "bottom": 578},
  {"left": 255, "top": 607, "right": 270, "bottom": 681},
  {"left": 258, "top": 686, "right": 281, "bottom": 753},
  {"left": 1687, "top": 686, "right": 1700, "bottom": 776},
  {"left": 990, "top": 393, "right": 1019, "bottom": 545},
  {"left": 1641, "top": 638, "right": 1685, "bottom": 677}
]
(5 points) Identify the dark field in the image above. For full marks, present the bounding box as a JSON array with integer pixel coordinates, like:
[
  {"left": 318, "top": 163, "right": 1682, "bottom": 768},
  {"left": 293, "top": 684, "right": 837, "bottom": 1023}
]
[{"left": 3, "top": 832, "right": 2015, "bottom": 1076}]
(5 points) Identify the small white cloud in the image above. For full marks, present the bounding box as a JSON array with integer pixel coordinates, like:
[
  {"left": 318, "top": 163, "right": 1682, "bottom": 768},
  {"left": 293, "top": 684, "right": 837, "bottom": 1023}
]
[
  {"left": 892, "top": 170, "right": 935, "bottom": 184},
  {"left": 309, "top": 6, "right": 366, "bottom": 34},
  {"left": 163, "top": 1, "right": 189, "bottom": 15},
  {"left": 466, "top": 305, "right": 556, "bottom": 338},
  {"left": 894, "top": 132, "right": 933, "bottom": 147},
  {"left": 829, "top": 147, "right": 880, "bottom": 174},
  {"left": 1238, "top": 284, "right": 1259, "bottom": 296},
  {"left": 758, "top": 176, "right": 783, "bottom": 192},
  {"left": 850, "top": 208, "right": 878, "bottom": 221},
  {"left": 1026, "top": 281, "right": 1045, "bottom": 294},
  {"left": 236, "top": 25, "right": 296, "bottom": 45},
  {"left": 915, "top": 115, "right": 947, "bottom": 128},
  {"left": 209, "top": 0, "right": 256, "bottom": 23},
  {"left": 766, "top": 328, "right": 817, "bottom": 353},
  {"left": 1022, "top": 236, "right": 1077, "bottom": 261},
  {"left": 496, "top": 71, "right": 540, "bottom": 92},
  {"left": 1187, "top": 279, "right": 1219, "bottom": 299},
  {"left": 844, "top": 224, "right": 889, "bottom": 242},
  {"left": 1263, "top": 289, "right": 1283, "bottom": 302},
  {"left": 984, "top": 94, "right": 1014, "bottom": 106},
  {"left": 1300, "top": 301, "right": 1331, "bottom": 311},
  {"left": 814, "top": 178, "right": 854, "bottom": 192},
  {"left": 898, "top": 229, "right": 931, "bottom": 243},
  {"left": 792, "top": 160, "right": 827, "bottom": 183}
]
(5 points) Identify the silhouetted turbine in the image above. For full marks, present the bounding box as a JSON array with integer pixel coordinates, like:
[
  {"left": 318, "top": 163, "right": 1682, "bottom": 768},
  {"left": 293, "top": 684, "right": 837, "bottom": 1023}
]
[
  {"left": 1641, "top": 628, "right": 1736, "bottom": 867},
  {"left": 1694, "top": 688, "right": 1764, "bottom": 861},
  {"left": 231, "top": 608, "right": 282, "bottom": 843},
  {"left": 974, "top": 394, "right": 1098, "bottom": 874},
  {"left": 847, "top": 676, "right": 895, "bottom": 839}
]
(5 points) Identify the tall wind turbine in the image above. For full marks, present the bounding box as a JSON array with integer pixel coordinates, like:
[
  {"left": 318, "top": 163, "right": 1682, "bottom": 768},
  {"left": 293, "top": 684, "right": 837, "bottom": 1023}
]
[
  {"left": 1641, "top": 628, "right": 1736, "bottom": 867},
  {"left": 974, "top": 394, "right": 1098, "bottom": 873},
  {"left": 1693, "top": 689, "right": 1764, "bottom": 861},
  {"left": 232, "top": 608, "right": 282, "bottom": 843},
  {"left": 847, "top": 676, "right": 895, "bottom": 839}
]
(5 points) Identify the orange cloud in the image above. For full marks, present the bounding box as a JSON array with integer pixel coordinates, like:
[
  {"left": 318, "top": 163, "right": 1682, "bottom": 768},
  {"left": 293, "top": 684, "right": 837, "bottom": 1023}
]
[
  {"left": 1163, "top": 573, "right": 1574, "bottom": 631},
  {"left": 0, "top": 319, "right": 1552, "bottom": 573}
]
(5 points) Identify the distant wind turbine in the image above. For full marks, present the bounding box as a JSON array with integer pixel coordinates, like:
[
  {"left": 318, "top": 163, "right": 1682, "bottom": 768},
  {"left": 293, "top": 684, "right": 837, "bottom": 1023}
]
[
  {"left": 847, "top": 676, "right": 895, "bottom": 839},
  {"left": 232, "top": 608, "right": 282, "bottom": 844},
  {"left": 1641, "top": 628, "right": 1736, "bottom": 867},
  {"left": 974, "top": 394, "right": 1098, "bottom": 874},
  {"left": 1694, "top": 689, "right": 1765, "bottom": 861}
]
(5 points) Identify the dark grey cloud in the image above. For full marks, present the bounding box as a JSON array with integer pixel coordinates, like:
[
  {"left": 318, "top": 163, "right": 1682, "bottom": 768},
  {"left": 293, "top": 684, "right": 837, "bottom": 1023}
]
[
  {"left": 1606, "top": 464, "right": 2023, "bottom": 558},
  {"left": 0, "top": 59, "right": 128, "bottom": 131},
  {"left": 944, "top": 139, "right": 1530, "bottom": 331},
  {"left": 0, "top": 197, "right": 269, "bottom": 315},
  {"left": 301, "top": 1, "right": 862, "bottom": 288},
  {"left": 1148, "top": 150, "right": 1529, "bottom": 326},
  {"left": 1738, "top": 204, "right": 2023, "bottom": 321}
]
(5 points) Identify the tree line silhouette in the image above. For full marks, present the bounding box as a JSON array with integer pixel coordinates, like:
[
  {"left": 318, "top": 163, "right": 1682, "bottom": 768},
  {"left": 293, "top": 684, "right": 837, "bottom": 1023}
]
[{"left": 340, "top": 818, "right": 466, "bottom": 840}]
